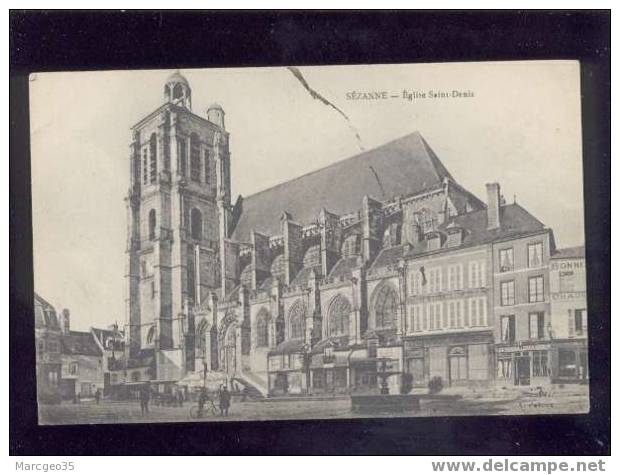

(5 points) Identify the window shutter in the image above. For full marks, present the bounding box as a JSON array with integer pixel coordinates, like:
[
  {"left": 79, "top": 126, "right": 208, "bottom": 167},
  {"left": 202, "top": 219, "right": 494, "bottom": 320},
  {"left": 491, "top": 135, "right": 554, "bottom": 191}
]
[{"left": 568, "top": 309, "right": 575, "bottom": 338}]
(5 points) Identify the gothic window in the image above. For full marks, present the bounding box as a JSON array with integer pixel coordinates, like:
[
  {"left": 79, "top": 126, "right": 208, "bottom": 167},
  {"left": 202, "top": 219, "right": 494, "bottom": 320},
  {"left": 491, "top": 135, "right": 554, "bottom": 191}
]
[
  {"left": 142, "top": 148, "right": 148, "bottom": 185},
  {"left": 256, "top": 309, "right": 270, "bottom": 347},
  {"left": 374, "top": 284, "right": 398, "bottom": 329},
  {"left": 191, "top": 208, "right": 203, "bottom": 241},
  {"left": 146, "top": 326, "right": 156, "bottom": 345},
  {"left": 163, "top": 112, "right": 171, "bottom": 171},
  {"left": 178, "top": 138, "right": 187, "bottom": 176},
  {"left": 149, "top": 133, "right": 157, "bottom": 183},
  {"left": 328, "top": 294, "right": 351, "bottom": 336},
  {"left": 204, "top": 149, "right": 211, "bottom": 185},
  {"left": 148, "top": 209, "right": 156, "bottom": 241},
  {"left": 288, "top": 300, "right": 305, "bottom": 340},
  {"left": 190, "top": 133, "right": 201, "bottom": 182}
]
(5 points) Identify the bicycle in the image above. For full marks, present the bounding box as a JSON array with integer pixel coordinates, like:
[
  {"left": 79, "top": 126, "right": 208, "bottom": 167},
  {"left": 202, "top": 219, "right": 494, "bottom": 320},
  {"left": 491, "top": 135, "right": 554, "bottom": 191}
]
[{"left": 189, "top": 400, "right": 220, "bottom": 419}]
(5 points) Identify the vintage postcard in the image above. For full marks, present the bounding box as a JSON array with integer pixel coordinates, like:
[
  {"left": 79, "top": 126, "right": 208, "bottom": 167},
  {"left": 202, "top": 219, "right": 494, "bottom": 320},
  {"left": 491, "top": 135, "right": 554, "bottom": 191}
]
[{"left": 30, "top": 61, "right": 589, "bottom": 425}]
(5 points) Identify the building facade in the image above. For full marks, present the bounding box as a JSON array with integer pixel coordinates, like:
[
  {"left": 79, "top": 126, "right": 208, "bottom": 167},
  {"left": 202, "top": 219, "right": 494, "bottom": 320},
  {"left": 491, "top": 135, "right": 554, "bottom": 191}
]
[
  {"left": 548, "top": 246, "right": 588, "bottom": 383},
  {"left": 34, "top": 293, "right": 63, "bottom": 403},
  {"left": 123, "top": 71, "right": 586, "bottom": 396},
  {"left": 58, "top": 312, "right": 105, "bottom": 400}
]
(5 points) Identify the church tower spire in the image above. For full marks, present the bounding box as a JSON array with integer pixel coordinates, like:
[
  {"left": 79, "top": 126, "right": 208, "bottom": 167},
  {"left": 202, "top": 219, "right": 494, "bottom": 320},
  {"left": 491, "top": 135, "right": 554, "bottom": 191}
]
[
  {"left": 126, "top": 70, "right": 230, "bottom": 380},
  {"left": 164, "top": 70, "right": 192, "bottom": 110}
]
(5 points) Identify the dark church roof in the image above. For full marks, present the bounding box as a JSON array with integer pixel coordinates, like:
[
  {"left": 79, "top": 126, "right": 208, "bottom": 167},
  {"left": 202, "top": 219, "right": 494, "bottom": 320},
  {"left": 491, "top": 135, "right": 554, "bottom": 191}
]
[{"left": 231, "top": 132, "right": 456, "bottom": 242}]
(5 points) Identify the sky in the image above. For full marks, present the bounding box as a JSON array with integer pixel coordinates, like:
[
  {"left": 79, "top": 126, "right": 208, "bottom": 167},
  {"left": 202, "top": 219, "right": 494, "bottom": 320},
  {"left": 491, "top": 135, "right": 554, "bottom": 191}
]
[{"left": 30, "top": 61, "right": 584, "bottom": 331}]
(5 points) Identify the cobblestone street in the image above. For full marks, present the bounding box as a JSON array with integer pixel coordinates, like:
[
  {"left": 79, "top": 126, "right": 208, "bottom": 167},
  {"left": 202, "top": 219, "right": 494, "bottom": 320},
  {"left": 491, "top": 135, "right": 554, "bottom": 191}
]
[{"left": 39, "top": 385, "right": 590, "bottom": 425}]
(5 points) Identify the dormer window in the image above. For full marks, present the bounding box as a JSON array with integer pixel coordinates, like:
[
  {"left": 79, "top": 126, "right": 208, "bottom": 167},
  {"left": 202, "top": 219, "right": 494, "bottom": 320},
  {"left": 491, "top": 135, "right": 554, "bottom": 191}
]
[
  {"left": 446, "top": 227, "right": 464, "bottom": 248},
  {"left": 426, "top": 231, "right": 443, "bottom": 251}
]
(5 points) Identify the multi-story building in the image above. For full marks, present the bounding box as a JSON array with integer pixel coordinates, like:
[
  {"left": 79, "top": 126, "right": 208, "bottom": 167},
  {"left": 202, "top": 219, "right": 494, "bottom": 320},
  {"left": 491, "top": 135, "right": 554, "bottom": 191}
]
[
  {"left": 492, "top": 210, "right": 556, "bottom": 387},
  {"left": 58, "top": 311, "right": 105, "bottom": 399},
  {"left": 34, "top": 293, "right": 63, "bottom": 403},
  {"left": 548, "top": 246, "right": 588, "bottom": 383},
  {"left": 123, "top": 71, "right": 583, "bottom": 396}
]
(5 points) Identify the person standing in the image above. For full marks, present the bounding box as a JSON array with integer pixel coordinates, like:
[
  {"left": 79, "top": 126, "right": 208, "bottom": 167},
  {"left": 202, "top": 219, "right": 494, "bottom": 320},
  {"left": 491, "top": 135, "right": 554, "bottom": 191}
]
[
  {"left": 219, "top": 386, "right": 231, "bottom": 416},
  {"left": 95, "top": 389, "right": 101, "bottom": 405},
  {"left": 140, "top": 384, "right": 151, "bottom": 415}
]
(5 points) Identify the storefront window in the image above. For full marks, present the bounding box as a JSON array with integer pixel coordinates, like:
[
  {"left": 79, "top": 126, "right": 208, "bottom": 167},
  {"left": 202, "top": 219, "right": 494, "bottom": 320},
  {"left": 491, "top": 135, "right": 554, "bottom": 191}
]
[
  {"left": 449, "top": 347, "right": 467, "bottom": 382},
  {"left": 497, "top": 357, "right": 512, "bottom": 380},
  {"left": 334, "top": 368, "right": 347, "bottom": 388},
  {"left": 407, "top": 357, "right": 425, "bottom": 386},
  {"left": 312, "top": 370, "right": 324, "bottom": 389},
  {"left": 532, "top": 350, "right": 549, "bottom": 377},
  {"left": 559, "top": 349, "right": 577, "bottom": 378}
]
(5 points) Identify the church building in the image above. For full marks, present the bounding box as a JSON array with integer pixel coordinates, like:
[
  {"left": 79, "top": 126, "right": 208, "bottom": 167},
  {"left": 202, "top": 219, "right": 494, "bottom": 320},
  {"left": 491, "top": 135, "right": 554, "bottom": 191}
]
[{"left": 124, "top": 71, "right": 563, "bottom": 397}]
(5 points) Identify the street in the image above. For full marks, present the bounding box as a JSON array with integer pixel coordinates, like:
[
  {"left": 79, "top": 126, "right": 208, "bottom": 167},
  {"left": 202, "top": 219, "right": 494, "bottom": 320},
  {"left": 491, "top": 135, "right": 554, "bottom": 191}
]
[{"left": 38, "top": 385, "right": 589, "bottom": 425}]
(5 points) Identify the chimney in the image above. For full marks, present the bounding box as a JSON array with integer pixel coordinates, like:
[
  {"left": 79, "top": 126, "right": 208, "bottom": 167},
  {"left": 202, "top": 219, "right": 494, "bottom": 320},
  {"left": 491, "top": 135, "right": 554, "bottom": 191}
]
[
  {"left": 486, "top": 183, "right": 501, "bottom": 230},
  {"left": 61, "top": 308, "right": 71, "bottom": 334}
]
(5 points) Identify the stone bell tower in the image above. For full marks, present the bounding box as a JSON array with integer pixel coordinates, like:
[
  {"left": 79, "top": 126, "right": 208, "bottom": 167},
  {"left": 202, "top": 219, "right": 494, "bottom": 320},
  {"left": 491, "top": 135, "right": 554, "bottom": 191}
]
[{"left": 125, "top": 70, "right": 231, "bottom": 381}]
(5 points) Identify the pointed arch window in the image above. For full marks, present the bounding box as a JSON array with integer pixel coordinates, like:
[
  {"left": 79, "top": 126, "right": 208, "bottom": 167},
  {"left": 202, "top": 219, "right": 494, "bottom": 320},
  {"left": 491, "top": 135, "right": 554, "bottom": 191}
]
[
  {"left": 204, "top": 149, "right": 212, "bottom": 185},
  {"left": 256, "top": 309, "right": 270, "bottom": 347},
  {"left": 178, "top": 138, "right": 187, "bottom": 176},
  {"left": 149, "top": 133, "right": 157, "bottom": 183},
  {"left": 374, "top": 285, "right": 399, "bottom": 329},
  {"left": 142, "top": 148, "right": 148, "bottom": 185},
  {"left": 328, "top": 295, "right": 351, "bottom": 336},
  {"left": 190, "top": 133, "right": 201, "bottom": 182},
  {"left": 288, "top": 300, "right": 305, "bottom": 340},
  {"left": 191, "top": 208, "right": 203, "bottom": 241},
  {"left": 148, "top": 209, "right": 157, "bottom": 241}
]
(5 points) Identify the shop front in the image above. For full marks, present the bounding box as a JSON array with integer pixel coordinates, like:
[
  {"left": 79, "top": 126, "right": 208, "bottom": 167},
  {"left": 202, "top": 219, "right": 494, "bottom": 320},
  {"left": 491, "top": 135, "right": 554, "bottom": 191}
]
[
  {"left": 496, "top": 341, "right": 552, "bottom": 387},
  {"left": 552, "top": 339, "right": 588, "bottom": 383},
  {"left": 267, "top": 349, "right": 306, "bottom": 396},
  {"left": 404, "top": 331, "right": 494, "bottom": 389}
]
